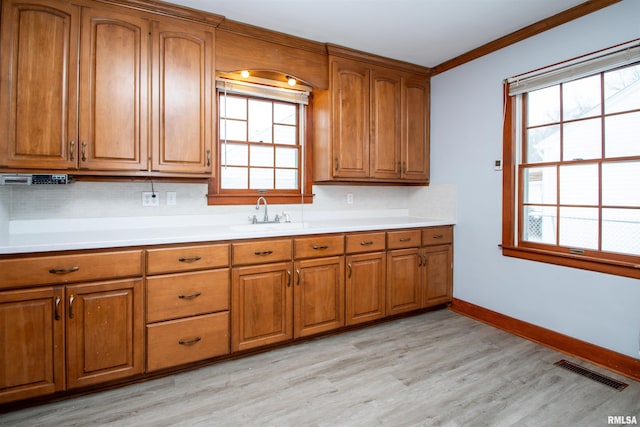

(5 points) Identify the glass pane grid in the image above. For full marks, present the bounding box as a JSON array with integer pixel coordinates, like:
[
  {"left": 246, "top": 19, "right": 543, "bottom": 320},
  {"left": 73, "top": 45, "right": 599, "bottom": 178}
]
[{"left": 520, "top": 63, "right": 640, "bottom": 257}]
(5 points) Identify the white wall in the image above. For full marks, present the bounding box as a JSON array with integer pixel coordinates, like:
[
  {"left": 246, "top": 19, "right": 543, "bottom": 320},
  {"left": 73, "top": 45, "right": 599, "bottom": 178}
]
[{"left": 431, "top": 0, "right": 640, "bottom": 359}]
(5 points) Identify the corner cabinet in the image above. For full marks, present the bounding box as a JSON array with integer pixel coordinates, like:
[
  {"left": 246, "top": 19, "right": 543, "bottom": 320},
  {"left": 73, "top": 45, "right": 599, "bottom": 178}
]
[{"left": 313, "top": 49, "right": 430, "bottom": 184}]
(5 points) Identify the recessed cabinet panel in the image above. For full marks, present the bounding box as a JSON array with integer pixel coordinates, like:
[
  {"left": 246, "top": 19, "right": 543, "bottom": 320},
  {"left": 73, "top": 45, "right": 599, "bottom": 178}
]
[
  {"left": 346, "top": 252, "right": 386, "bottom": 325},
  {"left": 78, "top": 9, "right": 148, "bottom": 170},
  {"left": 423, "top": 244, "right": 453, "bottom": 307},
  {"left": 152, "top": 19, "right": 214, "bottom": 174},
  {"left": 403, "top": 78, "right": 430, "bottom": 181},
  {"left": 0, "top": 0, "right": 78, "bottom": 169},
  {"left": 371, "top": 71, "right": 401, "bottom": 179}
]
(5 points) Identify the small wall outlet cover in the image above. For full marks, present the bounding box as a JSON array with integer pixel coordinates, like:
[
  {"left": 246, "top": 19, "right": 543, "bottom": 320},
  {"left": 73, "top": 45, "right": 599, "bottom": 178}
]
[
  {"left": 142, "top": 191, "right": 159, "bottom": 207},
  {"left": 166, "top": 191, "right": 177, "bottom": 205},
  {"left": 346, "top": 193, "right": 354, "bottom": 204}
]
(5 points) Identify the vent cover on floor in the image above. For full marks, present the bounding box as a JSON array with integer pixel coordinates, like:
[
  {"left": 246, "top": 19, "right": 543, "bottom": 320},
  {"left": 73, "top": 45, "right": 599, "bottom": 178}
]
[{"left": 554, "top": 359, "right": 628, "bottom": 391}]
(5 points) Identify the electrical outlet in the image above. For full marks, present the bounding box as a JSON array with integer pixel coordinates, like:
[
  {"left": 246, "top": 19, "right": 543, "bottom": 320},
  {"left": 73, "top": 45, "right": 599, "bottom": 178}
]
[
  {"left": 166, "top": 191, "right": 177, "bottom": 206},
  {"left": 142, "top": 191, "right": 159, "bottom": 206},
  {"left": 346, "top": 193, "right": 354, "bottom": 204}
]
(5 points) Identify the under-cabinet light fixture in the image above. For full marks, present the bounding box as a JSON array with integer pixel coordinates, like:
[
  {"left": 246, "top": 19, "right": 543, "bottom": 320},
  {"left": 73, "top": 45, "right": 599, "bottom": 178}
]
[
  {"left": 287, "top": 75, "right": 297, "bottom": 86},
  {"left": 240, "top": 70, "right": 250, "bottom": 78}
]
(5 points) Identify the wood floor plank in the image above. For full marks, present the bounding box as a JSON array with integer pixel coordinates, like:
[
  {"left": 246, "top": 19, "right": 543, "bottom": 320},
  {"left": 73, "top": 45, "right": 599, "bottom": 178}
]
[{"left": 1, "top": 309, "right": 637, "bottom": 426}]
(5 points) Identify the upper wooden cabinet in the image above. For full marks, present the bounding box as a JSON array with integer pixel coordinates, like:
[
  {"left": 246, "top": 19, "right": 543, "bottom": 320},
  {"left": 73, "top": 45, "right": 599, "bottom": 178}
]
[
  {"left": 151, "top": 19, "right": 214, "bottom": 174},
  {"left": 0, "top": 0, "right": 149, "bottom": 171},
  {"left": 313, "top": 53, "right": 430, "bottom": 184},
  {"left": 0, "top": 0, "right": 215, "bottom": 176}
]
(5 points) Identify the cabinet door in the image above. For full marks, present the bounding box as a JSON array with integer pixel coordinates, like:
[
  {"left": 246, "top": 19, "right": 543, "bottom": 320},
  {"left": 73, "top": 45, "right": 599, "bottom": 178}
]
[
  {"left": 77, "top": 7, "right": 149, "bottom": 171},
  {"left": 331, "top": 59, "right": 370, "bottom": 178},
  {"left": 402, "top": 77, "right": 430, "bottom": 181},
  {"left": 422, "top": 245, "right": 453, "bottom": 307},
  {"left": 0, "top": 287, "right": 64, "bottom": 404},
  {"left": 386, "top": 248, "right": 421, "bottom": 315},
  {"left": 346, "top": 252, "right": 386, "bottom": 325},
  {"left": 231, "top": 262, "right": 293, "bottom": 352},
  {"left": 151, "top": 19, "right": 214, "bottom": 174},
  {"left": 66, "top": 279, "right": 143, "bottom": 389},
  {"left": 370, "top": 69, "right": 401, "bottom": 179},
  {"left": 0, "top": 0, "right": 78, "bottom": 169},
  {"left": 294, "top": 257, "right": 344, "bottom": 337}
]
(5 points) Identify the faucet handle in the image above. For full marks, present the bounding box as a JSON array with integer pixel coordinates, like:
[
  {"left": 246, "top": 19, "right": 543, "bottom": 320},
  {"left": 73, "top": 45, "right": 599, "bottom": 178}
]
[
  {"left": 248, "top": 214, "right": 257, "bottom": 224},
  {"left": 281, "top": 211, "right": 291, "bottom": 223}
]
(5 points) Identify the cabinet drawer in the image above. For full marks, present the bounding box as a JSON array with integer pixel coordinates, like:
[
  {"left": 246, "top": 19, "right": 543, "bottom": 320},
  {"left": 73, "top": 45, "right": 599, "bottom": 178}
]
[
  {"left": 345, "top": 232, "right": 386, "bottom": 254},
  {"left": 422, "top": 226, "right": 453, "bottom": 246},
  {"left": 232, "top": 239, "right": 292, "bottom": 265},
  {"left": 147, "top": 244, "right": 229, "bottom": 275},
  {"left": 387, "top": 230, "right": 421, "bottom": 249},
  {"left": 294, "top": 235, "right": 344, "bottom": 259},
  {"left": 0, "top": 250, "right": 143, "bottom": 290},
  {"left": 146, "top": 311, "right": 229, "bottom": 372},
  {"left": 146, "top": 269, "right": 230, "bottom": 323}
]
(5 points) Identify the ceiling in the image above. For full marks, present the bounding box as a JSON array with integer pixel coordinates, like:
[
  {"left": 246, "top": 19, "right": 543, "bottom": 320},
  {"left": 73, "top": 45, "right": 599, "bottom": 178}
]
[{"left": 166, "top": 0, "right": 590, "bottom": 68}]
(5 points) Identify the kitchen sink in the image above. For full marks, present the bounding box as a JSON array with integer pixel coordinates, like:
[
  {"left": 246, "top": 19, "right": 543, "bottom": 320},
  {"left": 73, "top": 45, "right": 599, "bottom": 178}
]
[{"left": 229, "top": 222, "right": 310, "bottom": 232}]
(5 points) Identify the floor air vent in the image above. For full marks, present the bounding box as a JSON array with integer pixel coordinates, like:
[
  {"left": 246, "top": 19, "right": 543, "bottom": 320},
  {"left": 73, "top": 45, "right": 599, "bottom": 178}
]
[{"left": 554, "top": 360, "right": 628, "bottom": 391}]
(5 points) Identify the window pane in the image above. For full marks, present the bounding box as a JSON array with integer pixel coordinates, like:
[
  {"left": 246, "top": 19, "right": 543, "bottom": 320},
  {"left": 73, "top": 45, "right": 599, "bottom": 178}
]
[
  {"left": 559, "top": 207, "right": 598, "bottom": 249},
  {"left": 274, "top": 103, "right": 296, "bottom": 125},
  {"left": 276, "top": 169, "right": 298, "bottom": 189},
  {"left": 523, "top": 167, "right": 556, "bottom": 204},
  {"left": 221, "top": 143, "right": 248, "bottom": 166},
  {"left": 221, "top": 166, "right": 247, "bottom": 189},
  {"left": 604, "top": 63, "right": 640, "bottom": 114},
  {"left": 527, "top": 85, "right": 559, "bottom": 127},
  {"left": 604, "top": 111, "right": 640, "bottom": 158},
  {"left": 526, "top": 125, "right": 560, "bottom": 163},
  {"left": 250, "top": 144, "right": 274, "bottom": 167},
  {"left": 559, "top": 164, "right": 598, "bottom": 205},
  {"left": 274, "top": 125, "right": 297, "bottom": 145},
  {"left": 522, "top": 205, "right": 556, "bottom": 244},
  {"left": 250, "top": 168, "right": 273, "bottom": 190},
  {"left": 220, "top": 119, "right": 247, "bottom": 141},
  {"left": 602, "top": 208, "right": 640, "bottom": 255},
  {"left": 248, "top": 100, "right": 272, "bottom": 143},
  {"left": 602, "top": 161, "right": 640, "bottom": 207},
  {"left": 220, "top": 95, "right": 246, "bottom": 120},
  {"left": 562, "top": 118, "right": 601, "bottom": 161},
  {"left": 276, "top": 147, "right": 298, "bottom": 168},
  {"left": 562, "top": 75, "right": 601, "bottom": 120}
]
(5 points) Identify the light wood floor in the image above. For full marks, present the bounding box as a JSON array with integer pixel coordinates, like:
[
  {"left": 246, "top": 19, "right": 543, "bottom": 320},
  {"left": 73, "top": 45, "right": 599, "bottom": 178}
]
[{"left": 2, "top": 309, "right": 638, "bottom": 426}]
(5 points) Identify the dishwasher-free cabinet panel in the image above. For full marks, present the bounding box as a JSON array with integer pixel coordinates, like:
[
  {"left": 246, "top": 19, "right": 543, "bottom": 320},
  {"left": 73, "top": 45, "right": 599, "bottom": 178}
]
[
  {"left": 386, "top": 248, "right": 421, "bottom": 316},
  {"left": 346, "top": 252, "right": 386, "bottom": 325},
  {"left": 422, "top": 244, "right": 453, "bottom": 307}
]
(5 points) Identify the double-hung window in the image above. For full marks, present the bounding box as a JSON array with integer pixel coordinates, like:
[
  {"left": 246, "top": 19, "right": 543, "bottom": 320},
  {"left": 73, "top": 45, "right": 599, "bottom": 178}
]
[
  {"left": 208, "top": 76, "right": 312, "bottom": 204},
  {"left": 502, "top": 40, "right": 640, "bottom": 278}
]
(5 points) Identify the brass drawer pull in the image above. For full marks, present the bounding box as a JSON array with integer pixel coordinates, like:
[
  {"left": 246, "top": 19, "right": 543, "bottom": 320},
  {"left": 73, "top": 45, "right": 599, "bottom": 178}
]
[
  {"left": 54, "top": 296, "right": 61, "bottom": 320},
  {"left": 178, "top": 256, "right": 202, "bottom": 263},
  {"left": 254, "top": 250, "right": 273, "bottom": 256},
  {"left": 178, "top": 292, "right": 201, "bottom": 300},
  {"left": 296, "top": 269, "right": 301, "bottom": 286},
  {"left": 433, "top": 234, "right": 444, "bottom": 239},
  {"left": 81, "top": 141, "right": 87, "bottom": 162},
  {"left": 399, "top": 237, "right": 412, "bottom": 242},
  {"left": 49, "top": 266, "right": 79, "bottom": 274},
  {"left": 360, "top": 241, "right": 374, "bottom": 246},
  {"left": 68, "top": 295, "right": 75, "bottom": 319},
  {"left": 347, "top": 263, "right": 352, "bottom": 278},
  {"left": 178, "top": 336, "right": 202, "bottom": 346},
  {"left": 312, "top": 245, "right": 329, "bottom": 250}
]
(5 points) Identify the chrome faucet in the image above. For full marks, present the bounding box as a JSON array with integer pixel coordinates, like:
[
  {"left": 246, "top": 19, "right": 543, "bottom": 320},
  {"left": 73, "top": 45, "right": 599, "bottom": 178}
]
[{"left": 256, "top": 196, "right": 268, "bottom": 223}]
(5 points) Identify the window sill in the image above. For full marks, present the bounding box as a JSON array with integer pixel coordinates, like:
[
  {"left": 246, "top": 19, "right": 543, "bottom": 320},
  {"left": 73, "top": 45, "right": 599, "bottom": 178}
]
[
  {"left": 207, "top": 193, "right": 314, "bottom": 205},
  {"left": 500, "top": 245, "right": 640, "bottom": 279}
]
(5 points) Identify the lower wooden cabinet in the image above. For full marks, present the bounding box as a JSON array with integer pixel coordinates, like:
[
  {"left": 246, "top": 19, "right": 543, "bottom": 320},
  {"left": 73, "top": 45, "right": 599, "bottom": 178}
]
[
  {"left": 294, "top": 256, "right": 344, "bottom": 337},
  {"left": 346, "top": 251, "right": 386, "bottom": 325},
  {"left": 386, "top": 248, "right": 422, "bottom": 315},
  {"left": 0, "top": 286, "right": 64, "bottom": 404},
  {"left": 422, "top": 244, "right": 453, "bottom": 307},
  {"left": 66, "top": 279, "right": 144, "bottom": 389},
  {"left": 0, "top": 279, "right": 143, "bottom": 404},
  {"left": 231, "top": 262, "right": 293, "bottom": 352}
]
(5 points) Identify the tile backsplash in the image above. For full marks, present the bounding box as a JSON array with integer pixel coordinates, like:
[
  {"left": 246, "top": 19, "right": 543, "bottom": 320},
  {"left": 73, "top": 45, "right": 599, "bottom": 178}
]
[{"left": 0, "top": 181, "right": 455, "bottom": 225}]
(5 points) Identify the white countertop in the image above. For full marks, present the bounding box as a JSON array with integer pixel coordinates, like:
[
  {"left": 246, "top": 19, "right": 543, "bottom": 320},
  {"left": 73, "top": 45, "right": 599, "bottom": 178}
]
[{"left": 0, "top": 212, "right": 455, "bottom": 254}]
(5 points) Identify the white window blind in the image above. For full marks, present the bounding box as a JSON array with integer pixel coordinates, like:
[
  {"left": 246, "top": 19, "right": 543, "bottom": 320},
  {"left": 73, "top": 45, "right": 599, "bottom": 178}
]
[
  {"left": 507, "top": 39, "right": 640, "bottom": 96},
  {"left": 216, "top": 78, "right": 309, "bottom": 105}
]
